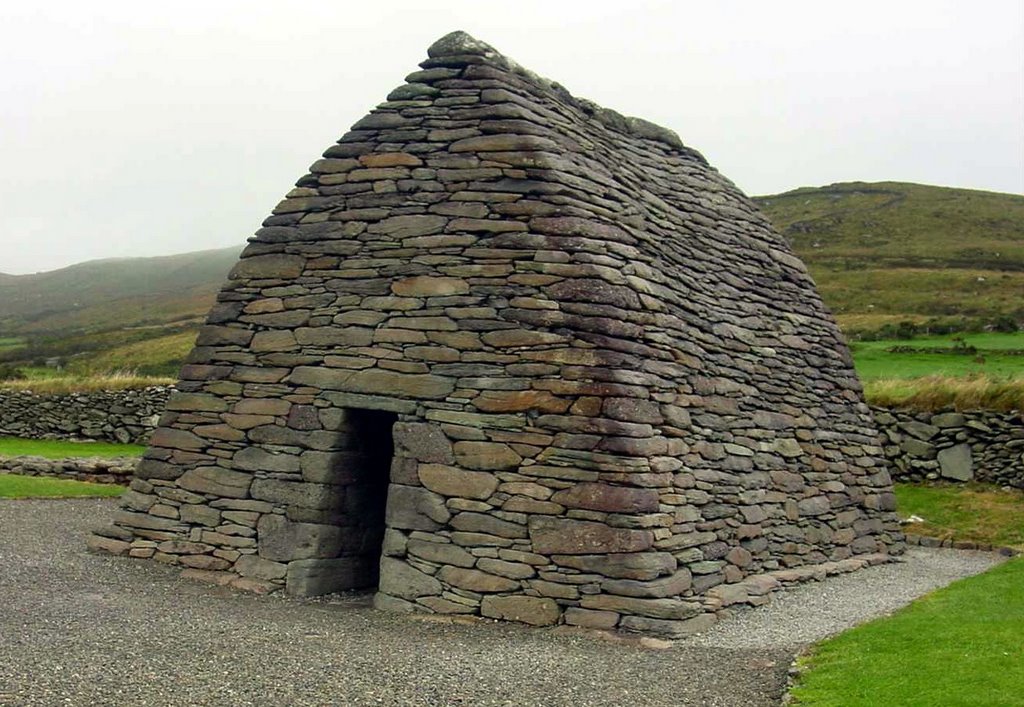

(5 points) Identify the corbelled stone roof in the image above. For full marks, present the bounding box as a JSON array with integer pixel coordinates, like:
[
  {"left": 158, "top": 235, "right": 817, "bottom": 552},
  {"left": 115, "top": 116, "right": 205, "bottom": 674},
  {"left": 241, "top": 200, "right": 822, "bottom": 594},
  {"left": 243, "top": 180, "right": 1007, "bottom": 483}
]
[{"left": 91, "top": 31, "right": 903, "bottom": 638}]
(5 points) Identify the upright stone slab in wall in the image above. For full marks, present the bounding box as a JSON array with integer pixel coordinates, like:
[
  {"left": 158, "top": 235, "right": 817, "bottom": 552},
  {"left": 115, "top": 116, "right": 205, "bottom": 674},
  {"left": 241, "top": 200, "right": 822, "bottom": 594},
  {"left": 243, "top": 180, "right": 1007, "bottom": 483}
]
[{"left": 90, "top": 31, "right": 903, "bottom": 636}]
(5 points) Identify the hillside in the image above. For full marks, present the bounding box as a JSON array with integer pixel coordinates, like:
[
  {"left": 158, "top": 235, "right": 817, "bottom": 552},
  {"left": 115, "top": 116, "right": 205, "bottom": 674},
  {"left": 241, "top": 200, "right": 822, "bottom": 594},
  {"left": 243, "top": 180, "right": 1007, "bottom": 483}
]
[
  {"left": 0, "top": 247, "right": 239, "bottom": 375},
  {"left": 755, "top": 182, "right": 1024, "bottom": 336},
  {"left": 0, "top": 181, "right": 1021, "bottom": 376},
  {"left": 0, "top": 247, "right": 239, "bottom": 332}
]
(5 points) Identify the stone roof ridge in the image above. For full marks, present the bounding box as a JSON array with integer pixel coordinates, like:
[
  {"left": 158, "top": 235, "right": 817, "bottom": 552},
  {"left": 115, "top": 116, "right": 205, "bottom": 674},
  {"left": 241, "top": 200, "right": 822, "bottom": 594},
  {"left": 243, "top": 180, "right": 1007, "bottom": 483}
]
[{"left": 426, "top": 30, "right": 704, "bottom": 161}]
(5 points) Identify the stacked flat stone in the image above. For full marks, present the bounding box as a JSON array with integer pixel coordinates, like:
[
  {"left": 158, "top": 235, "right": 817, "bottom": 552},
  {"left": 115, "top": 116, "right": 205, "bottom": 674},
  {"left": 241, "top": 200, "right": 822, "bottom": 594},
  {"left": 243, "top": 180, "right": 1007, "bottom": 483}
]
[
  {"left": 1, "top": 455, "right": 136, "bottom": 485},
  {"left": 0, "top": 387, "right": 170, "bottom": 444},
  {"left": 89, "top": 31, "right": 902, "bottom": 637},
  {"left": 874, "top": 407, "right": 1024, "bottom": 488}
]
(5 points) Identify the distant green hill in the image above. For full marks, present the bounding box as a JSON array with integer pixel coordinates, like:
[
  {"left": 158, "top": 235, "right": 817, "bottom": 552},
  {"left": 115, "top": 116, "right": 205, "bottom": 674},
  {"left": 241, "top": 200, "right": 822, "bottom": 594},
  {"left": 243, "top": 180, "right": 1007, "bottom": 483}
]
[
  {"left": 755, "top": 182, "right": 1024, "bottom": 337},
  {"left": 0, "top": 181, "right": 1021, "bottom": 376},
  {"left": 0, "top": 247, "right": 239, "bottom": 375},
  {"left": 0, "top": 247, "right": 239, "bottom": 332}
]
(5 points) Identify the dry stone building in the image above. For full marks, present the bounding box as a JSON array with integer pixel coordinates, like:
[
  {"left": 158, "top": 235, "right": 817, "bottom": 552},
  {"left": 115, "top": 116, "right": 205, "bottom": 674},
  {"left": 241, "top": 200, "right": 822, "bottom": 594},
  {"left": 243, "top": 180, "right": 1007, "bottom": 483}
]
[{"left": 90, "top": 31, "right": 903, "bottom": 636}]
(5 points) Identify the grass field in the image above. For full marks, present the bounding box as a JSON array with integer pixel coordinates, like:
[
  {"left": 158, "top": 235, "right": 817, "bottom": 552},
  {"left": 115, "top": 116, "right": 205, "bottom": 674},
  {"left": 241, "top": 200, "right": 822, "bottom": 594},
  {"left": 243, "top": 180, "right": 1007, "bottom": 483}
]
[
  {"left": 0, "top": 372, "right": 174, "bottom": 393},
  {"left": 0, "top": 437, "right": 146, "bottom": 459},
  {"left": 895, "top": 482, "right": 1024, "bottom": 549},
  {"left": 0, "top": 474, "right": 125, "bottom": 498},
  {"left": 851, "top": 331, "right": 1024, "bottom": 381},
  {"left": 789, "top": 557, "right": 1024, "bottom": 706},
  {"left": 791, "top": 482, "right": 1024, "bottom": 704}
]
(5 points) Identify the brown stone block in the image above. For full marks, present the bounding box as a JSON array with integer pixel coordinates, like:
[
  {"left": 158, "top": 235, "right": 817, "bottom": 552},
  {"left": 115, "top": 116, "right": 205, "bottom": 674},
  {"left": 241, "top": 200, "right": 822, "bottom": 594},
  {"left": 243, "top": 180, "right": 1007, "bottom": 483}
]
[
  {"left": 450, "top": 512, "right": 526, "bottom": 539},
  {"left": 471, "top": 390, "right": 571, "bottom": 414},
  {"left": 165, "top": 393, "right": 228, "bottom": 413},
  {"left": 551, "top": 483, "right": 659, "bottom": 513},
  {"left": 178, "top": 467, "right": 253, "bottom": 499},
  {"left": 86, "top": 534, "right": 130, "bottom": 556},
  {"left": 619, "top": 613, "right": 716, "bottom": 638},
  {"left": 193, "top": 424, "right": 246, "bottom": 442},
  {"left": 407, "top": 539, "right": 476, "bottom": 568},
  {"left": 564, "top": 607, "right": 619, "bottom": 630},
  {"left": 419, "top": 464, "right": 498, "bottom": 499},
  {"left": 449, "top": 133, "right": 559, "bottom": 153},
  {"left": 481, "top": 595, "right": 560, "bottom": 626},
  {"left": 359, "top": 152, "right": 423, "bottom": 167},
  {"left": 438, "top": 566, "right": 519, "bottom": 593},
  {"left": 233, "top": 399, "right": 292, "bottom": 416},
  {"left": 229, "top": 254, "right": 305, "bottom": 280},
  {"left": 149, "top": 428, "right": 206, "bottom": 451},
  {"left": 391, "top": 275, "right": 469, "bottom": 297},
  {"left": 501, "top": 497, "right": 564, "bottom": 515},
  {"left": 529, "top": 518, "right": 654, "bottom": 555},
  {"left": 453, "top": 441, "right": 522, "bottom": 470},
  {"left": 580, "top": 594, "right": 701, "bottom": 620},
  {"left": 553, "top": 552, "right": 676, "bottom": 580}
]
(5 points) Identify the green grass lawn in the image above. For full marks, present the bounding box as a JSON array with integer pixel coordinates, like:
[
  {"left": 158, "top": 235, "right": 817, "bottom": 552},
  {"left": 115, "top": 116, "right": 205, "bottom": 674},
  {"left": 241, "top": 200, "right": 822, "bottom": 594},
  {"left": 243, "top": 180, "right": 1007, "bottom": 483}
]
[
  {"left": 0, "top": 437, "right": 146, "bottom": 459},
  {"left": 850, "top": 331, "right": 1024, "bottom": 381},
  {"left": 895, "top": 482, "right": 1024, "bottom": 549},
  {"left": 0, "top": 474, "right": 125, "bottom": 498},
  {"left": 789, "top": 557, "right": 1024, "bottom": 706}
]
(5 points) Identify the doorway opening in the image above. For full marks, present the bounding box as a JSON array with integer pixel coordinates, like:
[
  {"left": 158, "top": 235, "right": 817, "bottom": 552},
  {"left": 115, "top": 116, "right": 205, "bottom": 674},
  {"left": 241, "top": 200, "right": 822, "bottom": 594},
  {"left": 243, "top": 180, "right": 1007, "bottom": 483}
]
[{"left": 341, "top": 408, "right": 396, "bottom": 591}]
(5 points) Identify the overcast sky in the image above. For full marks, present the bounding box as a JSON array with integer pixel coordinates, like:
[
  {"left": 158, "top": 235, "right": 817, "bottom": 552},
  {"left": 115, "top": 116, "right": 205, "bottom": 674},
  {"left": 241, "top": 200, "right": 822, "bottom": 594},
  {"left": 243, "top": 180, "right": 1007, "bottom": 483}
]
[{"left": 1, "top": 0, "right": 1021, "bottom": 275}]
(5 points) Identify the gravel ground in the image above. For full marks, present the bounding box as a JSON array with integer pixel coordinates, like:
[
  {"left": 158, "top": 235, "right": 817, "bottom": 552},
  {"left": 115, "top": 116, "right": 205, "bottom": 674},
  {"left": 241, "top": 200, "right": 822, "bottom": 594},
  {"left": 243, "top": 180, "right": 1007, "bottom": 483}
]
[{"left": 0, "top": 499, "right": 1006, "bottom": 707}]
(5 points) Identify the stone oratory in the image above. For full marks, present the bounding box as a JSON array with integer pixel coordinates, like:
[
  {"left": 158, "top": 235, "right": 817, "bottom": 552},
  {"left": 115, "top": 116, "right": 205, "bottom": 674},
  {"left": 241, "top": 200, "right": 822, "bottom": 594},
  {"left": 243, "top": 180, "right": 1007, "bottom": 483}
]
[{"left": 91, "top": 31, "right": 903, "bottom": 636}]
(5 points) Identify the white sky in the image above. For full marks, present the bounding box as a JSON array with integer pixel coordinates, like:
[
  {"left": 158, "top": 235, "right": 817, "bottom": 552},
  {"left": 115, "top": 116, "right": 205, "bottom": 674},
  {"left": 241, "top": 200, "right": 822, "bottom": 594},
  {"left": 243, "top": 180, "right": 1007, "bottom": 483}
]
[{"left": 1, "top": 0, "right": 1021, "bottom": 274}]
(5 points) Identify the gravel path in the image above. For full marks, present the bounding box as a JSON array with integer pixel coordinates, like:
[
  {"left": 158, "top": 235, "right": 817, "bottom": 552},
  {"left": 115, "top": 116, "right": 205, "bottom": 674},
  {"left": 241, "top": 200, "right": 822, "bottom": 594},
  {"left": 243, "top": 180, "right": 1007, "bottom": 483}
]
[{"left": 0, "top": 499, "right": 1005, "bottom": 707}]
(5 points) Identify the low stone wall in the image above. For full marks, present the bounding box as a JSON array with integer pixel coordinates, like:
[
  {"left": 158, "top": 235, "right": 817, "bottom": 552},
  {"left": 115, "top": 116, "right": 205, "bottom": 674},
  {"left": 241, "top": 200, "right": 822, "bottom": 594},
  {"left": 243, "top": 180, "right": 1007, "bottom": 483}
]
[
  {"left": 1, "top": 455, "right": 137, "bottom": 484},
  {"left": 872, "top": 408, "right": 1024, "bottom": 488},
  {"left": 0, "top": 387, "right": 171, "bottom": 444}
]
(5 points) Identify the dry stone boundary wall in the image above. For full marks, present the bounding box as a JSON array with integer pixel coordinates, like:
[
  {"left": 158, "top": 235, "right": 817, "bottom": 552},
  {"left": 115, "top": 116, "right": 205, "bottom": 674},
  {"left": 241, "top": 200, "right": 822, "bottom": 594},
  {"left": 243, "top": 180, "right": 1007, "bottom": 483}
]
[
  {"left": 0, "top": 387, "right": 171, "bottom": 445},
  {"left": 0, "top": 455, "right": 135, "bottom": 485},
  {"left": 874, "top": 407, "right": 1024, "bottom": 488}
]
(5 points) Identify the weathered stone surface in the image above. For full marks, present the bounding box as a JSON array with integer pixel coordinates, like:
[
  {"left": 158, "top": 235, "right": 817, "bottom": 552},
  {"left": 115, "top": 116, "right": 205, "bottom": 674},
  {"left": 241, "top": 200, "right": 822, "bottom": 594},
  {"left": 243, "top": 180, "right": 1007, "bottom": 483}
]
[
  {"left": 234, "top": 555, "right": 287, "bottom": 580},
  {"left": 438, "top": 566, "right": 519, "bottom": 593},
  {"left": 385, "top": 485, "right": 450, "bottom": 530},
  {"left": 391, "top": 276, "right": 469, "bottom": 297},
  {"left": 601, "top": 569, "right": 693, "bottom": 598},
  {"left": 407, "top": 539, "right": 476, "bottom": 568},
  {"left": 378, "top": 557, "right": 442, "bottom": 600},
  {"left": 453, "top": 441, "right": 522, "bottom": 470},
  {"left": 393, "top": 422, "right": 454, "bottom": 463},
  {"left": 938, "top": 443, "right": 973, "bottom": 481},
  {"left": 251, "top": 479, "right": 345, "bottom": 510},
  {"left": 232, "top": 447, "right": 300, "bottom": 473},
  {"left": 229, "top": 254, "right": 305, "bottom": 279},
  {"left": 289, "top": 367, "right": 455, "bottom": 399},
  {"left": 553, "top": 553, "right": 677, "bottom": 580},
  {"left": 580, "top": 594, "right": 701, "bottom": 620},
  {"left": 450, "top": 512, "right": 527, "bottom": 539},
  {"left": 529, "top": 518, "right": 654, "bottom": 555},
  {"left": 178, "top": 467, "right": 253, "bottom": 499},
  {"left": 619, "top": 613, "right": 717, "bottom": 638},
  {"left": 550, "top": 483, "right": 659, "bottom": 513},
  {"left": 418, "top": 464, "right": 498, "bottom": 499},
  {"left": 257, "top": 515, "right": 343, "bottom": 561},
  {"left": 564, "top": 607, "right": 619, "bottom": 630},
  {"left": 481, "top": 596, "right": 560, "bottom": 626}
]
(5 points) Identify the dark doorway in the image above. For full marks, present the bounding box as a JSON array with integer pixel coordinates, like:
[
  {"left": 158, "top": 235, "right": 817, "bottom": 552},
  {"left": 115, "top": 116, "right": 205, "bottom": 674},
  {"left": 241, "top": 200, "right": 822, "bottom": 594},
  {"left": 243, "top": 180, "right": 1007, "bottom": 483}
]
[{"left": 335, "top": 408, "right": 396, "bottom": 591}]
